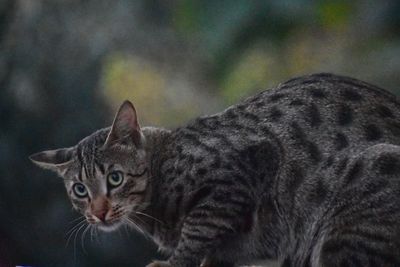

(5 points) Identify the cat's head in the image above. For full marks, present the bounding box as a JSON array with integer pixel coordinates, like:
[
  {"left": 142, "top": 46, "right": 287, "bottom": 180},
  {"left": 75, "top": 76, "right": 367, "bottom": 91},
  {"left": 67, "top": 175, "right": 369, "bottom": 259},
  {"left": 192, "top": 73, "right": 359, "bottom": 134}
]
[{"left": 30, "top": 101, "right": 151, "bottom": 231}]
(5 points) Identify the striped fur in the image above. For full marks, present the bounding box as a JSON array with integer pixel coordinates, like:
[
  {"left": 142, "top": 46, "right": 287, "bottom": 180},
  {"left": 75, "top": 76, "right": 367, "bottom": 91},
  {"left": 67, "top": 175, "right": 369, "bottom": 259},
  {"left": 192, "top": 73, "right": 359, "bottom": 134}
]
[{"left": 31, "top": 73, "right": 400, "bottom": 266}]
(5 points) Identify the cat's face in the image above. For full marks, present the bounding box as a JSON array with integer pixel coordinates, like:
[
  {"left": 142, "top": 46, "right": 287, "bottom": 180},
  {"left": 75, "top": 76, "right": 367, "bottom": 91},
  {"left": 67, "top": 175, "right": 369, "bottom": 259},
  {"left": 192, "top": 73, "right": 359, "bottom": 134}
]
[{"left": 30, "top": 101, "right": 150, "bottom": 231}]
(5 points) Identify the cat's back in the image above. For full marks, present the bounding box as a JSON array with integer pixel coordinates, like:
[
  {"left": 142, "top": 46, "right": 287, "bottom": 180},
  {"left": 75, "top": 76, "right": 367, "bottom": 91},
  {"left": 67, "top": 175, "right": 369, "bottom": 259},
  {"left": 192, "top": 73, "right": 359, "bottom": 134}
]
[
  {"left": 173, "top": 73, "right": 400, "bottom": 194},
  {"left": 229, "top": 73, "right": 400, "bottom": 161},
  {"left": 186, "top": 73, "right": 399, "bottom": 155},
  {"left": 173, "top": 73, "right": 400, "bottom": 181},
  {"left": 170, "top": 73, "right": 400, "bottom": 186}
]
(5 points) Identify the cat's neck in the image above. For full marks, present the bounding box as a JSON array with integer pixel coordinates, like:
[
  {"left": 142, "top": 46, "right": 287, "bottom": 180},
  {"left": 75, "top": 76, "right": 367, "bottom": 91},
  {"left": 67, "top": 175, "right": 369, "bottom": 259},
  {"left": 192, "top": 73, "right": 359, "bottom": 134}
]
[
  {"left": 142, "top": 126, "right": 172, "bottom": 167},
  {"left": 141, "top": 126, "right": 172, "bottom": 221}
]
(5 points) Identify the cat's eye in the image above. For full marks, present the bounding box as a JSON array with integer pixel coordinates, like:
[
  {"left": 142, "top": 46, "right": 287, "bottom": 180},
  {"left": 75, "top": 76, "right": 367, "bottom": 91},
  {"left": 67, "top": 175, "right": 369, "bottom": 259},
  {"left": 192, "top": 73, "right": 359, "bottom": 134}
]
[
  {"left": 107, "top": 171, "right": 124, "bottom": 188},
  {"left": 73, "top": 183, "right": 88, "bottom": 198}
]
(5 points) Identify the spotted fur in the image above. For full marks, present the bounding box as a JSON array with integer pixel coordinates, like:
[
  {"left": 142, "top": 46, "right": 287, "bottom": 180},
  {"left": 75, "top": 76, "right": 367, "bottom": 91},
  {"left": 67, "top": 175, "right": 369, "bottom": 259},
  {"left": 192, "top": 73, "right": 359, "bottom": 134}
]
[{"left": 31, "top": 73, "right": 400, "bottom": 266}]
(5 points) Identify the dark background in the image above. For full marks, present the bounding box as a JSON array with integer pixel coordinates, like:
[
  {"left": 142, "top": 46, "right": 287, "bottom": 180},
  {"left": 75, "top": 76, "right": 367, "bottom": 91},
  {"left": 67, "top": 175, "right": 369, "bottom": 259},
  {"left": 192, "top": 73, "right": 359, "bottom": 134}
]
[{"left": 0, "top": 0, "right": 399, "bottom": 266}]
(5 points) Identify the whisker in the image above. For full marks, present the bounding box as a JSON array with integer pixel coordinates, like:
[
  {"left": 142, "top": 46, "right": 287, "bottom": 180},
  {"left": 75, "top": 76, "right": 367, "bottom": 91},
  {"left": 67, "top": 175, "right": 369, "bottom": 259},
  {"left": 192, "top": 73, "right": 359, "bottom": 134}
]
[
  {"left": 66, "top": 219, "right": 86, "bottom": 236},
  {"left": 73, "top": 222, "right": 87, "bottom": 261},
  {"left": 123, "top": 217, "right": 144, "bottom": 235},
  {"left": 90, "top": 226, "right": 94, "bottom": 243},
  {"left": 124, "top": 216, "right": 152, "bottom": 240},
  {"left": 135, "top": 211, "right": 164, "bottom": 224},
  {"left": 130, "top": 213, "right": 151, "bottom": 229},
  {"left": 65, "top": 219, "right": 87, "bottom": 249},
  {"left": 95, "top": 226, "right": 101, "bottom": 244},
  {"left": 65, "top": 227, "right": 79, "bottom": 249},
  {"left": 81, "top": 224, "right": 90, "bottom": 254},
  {"left": 69, "top": 215, "right": 85, "bottom": 224},
  {"left": 123, "top": 223, "right": 130, "bottom": 236}
]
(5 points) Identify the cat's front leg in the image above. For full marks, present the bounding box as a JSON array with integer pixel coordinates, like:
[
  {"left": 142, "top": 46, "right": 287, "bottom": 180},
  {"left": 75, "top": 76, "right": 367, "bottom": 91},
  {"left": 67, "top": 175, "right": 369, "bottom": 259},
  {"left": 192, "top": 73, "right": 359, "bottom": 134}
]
[
  {"left": 145, "top": 258, "right": 212, "bottom": 267},
  {"left": 164, "top": 205, "right": 248, "bottom": 267},
  {"left": 145, "top": 257, "right": 216, "bottom": 267}
]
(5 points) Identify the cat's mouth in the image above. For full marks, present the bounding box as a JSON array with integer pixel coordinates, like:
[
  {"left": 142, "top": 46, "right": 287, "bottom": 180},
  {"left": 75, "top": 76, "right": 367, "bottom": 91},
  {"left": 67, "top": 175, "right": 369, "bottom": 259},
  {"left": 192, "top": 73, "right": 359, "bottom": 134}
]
[{"left": 86, "top": 215, "right": 124, "bottom": 232}]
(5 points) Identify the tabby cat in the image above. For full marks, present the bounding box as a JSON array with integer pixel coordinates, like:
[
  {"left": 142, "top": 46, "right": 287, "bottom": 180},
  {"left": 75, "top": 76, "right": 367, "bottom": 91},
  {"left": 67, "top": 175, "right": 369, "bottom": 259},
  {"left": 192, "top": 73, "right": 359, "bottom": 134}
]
[{"left": 30, "top": 73, "right": 400, "bottom": 267}]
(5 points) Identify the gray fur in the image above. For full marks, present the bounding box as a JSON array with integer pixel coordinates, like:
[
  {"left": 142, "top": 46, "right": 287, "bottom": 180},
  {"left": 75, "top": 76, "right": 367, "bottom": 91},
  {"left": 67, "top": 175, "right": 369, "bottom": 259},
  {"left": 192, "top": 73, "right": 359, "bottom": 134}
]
[{"left": 31, "top": 73, "right": 400, "bottom": 266}]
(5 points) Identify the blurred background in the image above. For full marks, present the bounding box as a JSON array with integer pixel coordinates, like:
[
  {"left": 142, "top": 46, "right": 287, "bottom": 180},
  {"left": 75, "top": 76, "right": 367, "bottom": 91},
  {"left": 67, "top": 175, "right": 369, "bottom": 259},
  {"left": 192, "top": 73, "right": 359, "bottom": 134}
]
[{"left": 0, "top": 0, "right": 399, "bottom": 266}]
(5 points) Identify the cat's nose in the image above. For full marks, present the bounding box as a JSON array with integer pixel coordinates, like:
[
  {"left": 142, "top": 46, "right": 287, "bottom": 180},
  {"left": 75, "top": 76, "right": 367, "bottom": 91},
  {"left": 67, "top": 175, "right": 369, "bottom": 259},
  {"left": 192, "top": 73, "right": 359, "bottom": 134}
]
[
  {"left": 93, "top": 209, "right": 108, "bottom": 222},
  {"left": 91, "top": 196, "right": 110, "bottom": 222}
]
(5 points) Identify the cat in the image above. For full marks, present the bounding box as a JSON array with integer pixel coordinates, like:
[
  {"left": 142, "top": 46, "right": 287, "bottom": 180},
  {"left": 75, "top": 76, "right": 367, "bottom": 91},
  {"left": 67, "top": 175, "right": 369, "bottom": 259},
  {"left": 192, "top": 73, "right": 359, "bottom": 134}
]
[{"left": 30, "top": 73, "right": 400, "bottom": 267}]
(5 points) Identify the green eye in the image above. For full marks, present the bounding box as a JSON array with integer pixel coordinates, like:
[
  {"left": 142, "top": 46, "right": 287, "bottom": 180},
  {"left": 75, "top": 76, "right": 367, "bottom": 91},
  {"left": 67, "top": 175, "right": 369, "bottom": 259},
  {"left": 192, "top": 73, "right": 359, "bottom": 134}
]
[
  {"left": 73, "top": 183, "right": 88, "bottom": 198},
  {"left": 107, "top": 171, "right": 124, "bottom": 187}
]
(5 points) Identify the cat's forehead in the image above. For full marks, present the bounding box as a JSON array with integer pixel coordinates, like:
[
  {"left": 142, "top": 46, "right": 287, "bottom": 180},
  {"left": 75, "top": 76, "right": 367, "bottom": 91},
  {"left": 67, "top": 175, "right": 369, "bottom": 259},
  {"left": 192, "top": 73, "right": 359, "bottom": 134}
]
[
  {"left": 76, "top": 128, "right": 115, "bottom": 159},
  {"left": 75, "top": 128, "right": 142, "bottom": 166},
  {"left": 77, "top": 127, "right": 110, "bottom": 149}
]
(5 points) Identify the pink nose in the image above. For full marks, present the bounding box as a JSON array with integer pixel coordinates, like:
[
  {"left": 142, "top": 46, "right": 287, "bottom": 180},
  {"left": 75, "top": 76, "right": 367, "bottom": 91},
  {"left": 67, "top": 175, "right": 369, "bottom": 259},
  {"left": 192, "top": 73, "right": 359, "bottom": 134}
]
[
  {"left": 90, "top": 196, "right": 110, "bottom": 222},
  {"left": 93, "top": 209, "right": 108, "bottom": 222}
]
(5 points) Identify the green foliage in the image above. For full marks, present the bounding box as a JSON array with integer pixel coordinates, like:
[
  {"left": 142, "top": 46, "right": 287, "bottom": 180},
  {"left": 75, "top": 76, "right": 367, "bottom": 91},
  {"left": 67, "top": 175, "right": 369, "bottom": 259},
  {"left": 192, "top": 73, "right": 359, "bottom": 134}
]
[
  {"left": 316, "top": 1, "right": 353, "bottom": 31},
  {"left": 173, "top": 0, "right": 201, "bottom": 34}
]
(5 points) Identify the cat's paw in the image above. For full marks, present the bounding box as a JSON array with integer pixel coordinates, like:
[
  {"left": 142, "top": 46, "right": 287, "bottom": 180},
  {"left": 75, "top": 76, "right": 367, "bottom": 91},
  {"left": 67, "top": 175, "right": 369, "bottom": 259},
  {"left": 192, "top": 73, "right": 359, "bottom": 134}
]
[{"left": 146, "top": 260, "right": 172, "bottom": 267}]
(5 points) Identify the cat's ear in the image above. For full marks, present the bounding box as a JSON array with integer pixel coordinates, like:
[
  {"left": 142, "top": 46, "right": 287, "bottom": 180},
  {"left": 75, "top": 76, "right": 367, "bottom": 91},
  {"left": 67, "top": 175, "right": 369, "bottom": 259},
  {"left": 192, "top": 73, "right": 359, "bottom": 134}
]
[
  {"left": 104, "top": 100, "right": 143, "bottom": 148},
  {"left": 29, "top": 147, "right": 76, "bottom": 175}
]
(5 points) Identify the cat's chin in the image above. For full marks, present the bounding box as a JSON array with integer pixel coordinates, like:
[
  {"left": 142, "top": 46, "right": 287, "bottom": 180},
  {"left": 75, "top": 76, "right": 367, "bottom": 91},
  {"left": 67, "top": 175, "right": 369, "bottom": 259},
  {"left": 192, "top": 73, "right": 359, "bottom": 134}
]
[{"left": 97, "top": 220, "right": 123, "bottom": 232}]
